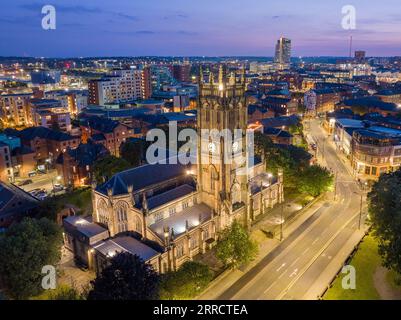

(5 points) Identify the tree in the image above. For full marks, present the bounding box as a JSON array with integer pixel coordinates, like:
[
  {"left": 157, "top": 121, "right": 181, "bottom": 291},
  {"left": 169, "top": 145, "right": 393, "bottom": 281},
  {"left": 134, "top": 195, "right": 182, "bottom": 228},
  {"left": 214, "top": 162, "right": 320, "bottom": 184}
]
[
  {"left": 0, "top": 218, "right": 63, "bottom": 299},
  {"left": 120, "top": 139, "right": 147, "bottom": 167},
  {"left": 92, "top": 155, "right": 131, "bottom": 183},
  {"left": 254, "top": 132, "right": 311, "bottom": 190},
  {"left": 368, "top": 170, "right": 401, "bottom": 275},
  {"left": 215, "top": 220, "right": 258, "bottom": 270},
  {"left": 298, "top": 165, "right": 333, "bottom": 197},
  {"left": 87, "top": 252, "right": 160, "bottom": 300},
  {"left": 160, "top": 261, "right": 213, "bottom": 299}
]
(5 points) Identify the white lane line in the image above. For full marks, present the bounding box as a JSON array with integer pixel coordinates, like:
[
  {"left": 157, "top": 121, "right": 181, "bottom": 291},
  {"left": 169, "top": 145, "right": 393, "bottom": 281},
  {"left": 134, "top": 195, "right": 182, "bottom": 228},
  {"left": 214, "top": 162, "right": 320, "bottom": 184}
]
[
  {"left": 278, "top": 270, "right": 287, "bottom": 279},
  {"left": 276, "top": 263, "right": 286, "bottom": 272},
  {"left": 312, "top": 238, "right": 320, "bottom": 245},
  {"left": 263, "top": 280, "right": 278, "bottom": 294},
  {"left": 290, "top": 257, "right": 300, "bottom": 267},
  {"left": 302, "top": 247, "right": 310, "bottom": 255}
]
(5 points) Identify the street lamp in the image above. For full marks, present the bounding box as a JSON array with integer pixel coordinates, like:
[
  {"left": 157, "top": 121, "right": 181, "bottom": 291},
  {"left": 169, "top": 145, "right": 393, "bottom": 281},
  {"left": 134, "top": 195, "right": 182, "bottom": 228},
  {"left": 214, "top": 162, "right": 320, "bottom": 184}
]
[{"left": 354, "top": 190, "right": 367, "bottom": 230}]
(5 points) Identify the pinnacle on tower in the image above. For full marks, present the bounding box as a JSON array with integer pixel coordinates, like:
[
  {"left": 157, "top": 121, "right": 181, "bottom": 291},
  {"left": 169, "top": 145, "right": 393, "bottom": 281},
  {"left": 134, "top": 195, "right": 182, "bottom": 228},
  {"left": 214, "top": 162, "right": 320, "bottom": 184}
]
[{"left": 218, "top": 64, "right": 227, "bottom": 85}]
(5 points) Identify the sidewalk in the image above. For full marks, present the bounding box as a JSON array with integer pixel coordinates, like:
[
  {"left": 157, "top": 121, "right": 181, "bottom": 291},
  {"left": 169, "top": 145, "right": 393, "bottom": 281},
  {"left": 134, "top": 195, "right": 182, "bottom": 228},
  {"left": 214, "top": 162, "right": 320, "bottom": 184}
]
[
  {"left": 303, "top": 227, "right": 368, "bottom": 299},
  {"left": 197, "top": 193, "right": 330, "bottom": 300}
]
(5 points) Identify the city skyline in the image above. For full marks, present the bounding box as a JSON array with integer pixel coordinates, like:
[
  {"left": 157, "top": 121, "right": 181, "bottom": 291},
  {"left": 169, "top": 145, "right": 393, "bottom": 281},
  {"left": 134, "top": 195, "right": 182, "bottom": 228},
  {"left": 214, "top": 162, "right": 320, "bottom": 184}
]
[{"left": 1, "top": 0, "right": 401, "bottom": 57}]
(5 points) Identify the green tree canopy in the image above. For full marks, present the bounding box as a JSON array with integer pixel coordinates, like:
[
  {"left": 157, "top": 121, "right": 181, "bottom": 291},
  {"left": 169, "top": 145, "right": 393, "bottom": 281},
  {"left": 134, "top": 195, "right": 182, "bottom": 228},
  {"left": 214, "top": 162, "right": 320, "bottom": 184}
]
[
  {"left": 298, "top": 165, "right": 333, "bottom": 197},
  {"left": 92, "top": 155, "right": 131, "bottom": 183},
  {"left": 160, "top": 261, "right": 213, "bottom": 299},
  {"left": 0, "top": 218, "right": 63, "bottom": 299},
  {"left": 87, "top": 252, "right": 160, "bottom": 300},
  {"left": 254, "top": 132, "right": 311, "bottom": 190},
  {"left": 368, "top": 169, "right": 401, "bottom": 274},
  {"left": 215, "top": 220, "right": 258, "bottom": 270}
]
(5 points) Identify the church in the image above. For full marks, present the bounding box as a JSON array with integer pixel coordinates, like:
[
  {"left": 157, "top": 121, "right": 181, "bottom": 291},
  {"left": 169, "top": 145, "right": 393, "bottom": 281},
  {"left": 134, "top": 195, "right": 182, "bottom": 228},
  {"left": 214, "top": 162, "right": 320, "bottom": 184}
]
[{"left": 63, "top": 65, "right": 284, "bottom": 274}]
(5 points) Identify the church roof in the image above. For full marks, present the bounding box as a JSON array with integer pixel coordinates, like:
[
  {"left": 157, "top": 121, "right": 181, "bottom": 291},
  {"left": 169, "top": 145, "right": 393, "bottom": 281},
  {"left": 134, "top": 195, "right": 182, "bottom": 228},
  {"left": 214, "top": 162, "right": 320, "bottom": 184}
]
[
  {"left": 146, "top": 184, "right": 195, "bottom": 210},
  {"left": 149, "top": 203, "right": 213, "bottom": 240},
  {"left": 96, "top": 161, "right": 189, "bottom": 196}
]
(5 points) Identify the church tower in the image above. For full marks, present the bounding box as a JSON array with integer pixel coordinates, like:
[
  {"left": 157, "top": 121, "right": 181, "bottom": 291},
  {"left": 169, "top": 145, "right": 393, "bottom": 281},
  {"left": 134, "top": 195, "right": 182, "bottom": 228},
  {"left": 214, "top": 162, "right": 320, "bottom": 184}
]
[{"left": 197, "top": 64, "right": 249, "bottom": 229}]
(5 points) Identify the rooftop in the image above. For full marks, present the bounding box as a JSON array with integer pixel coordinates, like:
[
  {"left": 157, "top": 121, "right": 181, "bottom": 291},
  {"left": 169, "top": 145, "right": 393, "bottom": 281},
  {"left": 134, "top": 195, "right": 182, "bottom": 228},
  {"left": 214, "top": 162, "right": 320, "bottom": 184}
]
[
  {"left": 63, "top": 216, "right": 108, "bottom": 238},
  {"left": 146, "top": 184, "right": 195, "bottom": 211},
  {"left": 149, "top": 203, "right": 213, "bottom": 240},
  {"left": 94, "top": 236, "right": 160, "bottom": 261}
]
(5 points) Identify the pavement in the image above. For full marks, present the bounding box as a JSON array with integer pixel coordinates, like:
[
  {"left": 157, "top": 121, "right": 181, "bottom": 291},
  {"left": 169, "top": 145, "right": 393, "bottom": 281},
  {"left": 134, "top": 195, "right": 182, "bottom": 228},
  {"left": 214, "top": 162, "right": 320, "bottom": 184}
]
[
  {"left": 58, "top": 247, "right": 95, "bottom": 292},
  {"left": 198, "top": 118, "right": 368, "bottom": 300}
]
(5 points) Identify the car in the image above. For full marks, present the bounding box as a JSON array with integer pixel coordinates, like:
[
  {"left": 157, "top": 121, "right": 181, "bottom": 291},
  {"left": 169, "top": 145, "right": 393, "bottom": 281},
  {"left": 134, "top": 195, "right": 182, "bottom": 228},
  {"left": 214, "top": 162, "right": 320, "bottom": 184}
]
[
  {"left": 18, "top": 179, "right": 33, "bottom": 186},
  {"left": 31, "top": 189, "right": 47, "bottom": 200},
  {"left": 36, "top": 192, "right": 48, "bottom": 201},
  {"left": 30, "top": 188, "right": 46, "bottom": 196},
  {"left": 29, "top": 189, "right": 42, "bottom": 196},
  {"left": 310, "top": 143, "right": 317, "bottom": 150},
  {"left": 53, "top": 183, "right": 64, "bottom": 192},
  {"left": 28, "top": 171, "right": 37, "bottom": 177}
]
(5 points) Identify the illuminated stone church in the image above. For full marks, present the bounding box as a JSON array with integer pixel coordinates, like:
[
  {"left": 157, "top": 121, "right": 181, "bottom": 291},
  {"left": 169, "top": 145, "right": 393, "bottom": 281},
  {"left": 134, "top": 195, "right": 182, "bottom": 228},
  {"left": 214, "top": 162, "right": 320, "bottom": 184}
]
[{"left": 63, "top": 65, "right": 284, "bottom": 273}]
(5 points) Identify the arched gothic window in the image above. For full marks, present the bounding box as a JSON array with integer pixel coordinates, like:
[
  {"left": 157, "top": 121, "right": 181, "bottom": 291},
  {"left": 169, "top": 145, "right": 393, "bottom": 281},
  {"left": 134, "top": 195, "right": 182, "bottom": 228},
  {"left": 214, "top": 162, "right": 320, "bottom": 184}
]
[
  {"left": 97, "top": 199, "right": 109, "bottom": 226},
  {"left": 116, "top": 202, "right": 128, "bottom": 233}
]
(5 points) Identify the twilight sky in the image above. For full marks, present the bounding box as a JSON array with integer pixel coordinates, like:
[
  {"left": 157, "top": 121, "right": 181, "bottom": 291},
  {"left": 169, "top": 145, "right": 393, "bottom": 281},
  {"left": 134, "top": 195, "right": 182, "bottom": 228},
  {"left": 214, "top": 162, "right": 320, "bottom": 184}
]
[{"left": 0, "top": 0, "right": 400, "bottom": 57}]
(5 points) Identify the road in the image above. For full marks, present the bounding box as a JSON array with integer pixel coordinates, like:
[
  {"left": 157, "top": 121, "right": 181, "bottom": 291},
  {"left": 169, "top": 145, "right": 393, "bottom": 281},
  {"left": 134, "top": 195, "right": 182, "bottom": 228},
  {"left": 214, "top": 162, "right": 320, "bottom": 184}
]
[{"left": 218, "top": 118, "right": 367, "bottom": 300}]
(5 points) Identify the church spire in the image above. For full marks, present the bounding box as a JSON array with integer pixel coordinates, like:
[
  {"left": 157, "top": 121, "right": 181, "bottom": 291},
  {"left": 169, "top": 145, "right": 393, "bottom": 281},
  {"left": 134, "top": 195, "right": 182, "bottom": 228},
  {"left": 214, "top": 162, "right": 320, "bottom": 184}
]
[
  {"left": 209, "top": 69, "right": 214, "bottom": 84},
  {"left": 218, "top": 64, "right": 227, "bottom": 85}
]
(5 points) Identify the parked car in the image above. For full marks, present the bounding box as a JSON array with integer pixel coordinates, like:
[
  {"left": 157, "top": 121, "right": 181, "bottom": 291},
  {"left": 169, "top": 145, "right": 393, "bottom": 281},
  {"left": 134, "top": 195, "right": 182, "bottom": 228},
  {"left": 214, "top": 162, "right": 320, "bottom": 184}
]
[
  {"left": 53, "top": 183, "right": 64, "bottom": 192},
  {"left": 28, "top": 171, "right": 37, "bottom": 177},
  {"left": 18, "top": 179, "right": 33, "bottom": 186},
  {"left": 30, "top": 188, "right": 45, "bottom": 196},
  {"left": 35, "top": 192, "right": 48, "bottom": 201}
]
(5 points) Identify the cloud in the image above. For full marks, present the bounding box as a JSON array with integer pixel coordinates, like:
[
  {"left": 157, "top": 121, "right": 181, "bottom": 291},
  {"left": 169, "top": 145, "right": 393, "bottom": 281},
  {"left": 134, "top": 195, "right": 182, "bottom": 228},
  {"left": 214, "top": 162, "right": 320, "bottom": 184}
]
[
  {"left": 0, "top": 16, "right": 38, "bottom": 26},
  {"left": 20, "top": 3, "right": 138, "bottom": 21},
  {"left": 176, "top": 30, "right": 198, "bottom": 36},
  {"left": 116, "top": 13, "right": 139, "bottom": 21},
  {"left": 20, "top": 3, "right": 102, "bottom": 14},
  {"left": 164, "top": 13, "right": 190, "bottom": 20},
  {"left": 135, "top": 30, "right": 156, "bottom": 34}
]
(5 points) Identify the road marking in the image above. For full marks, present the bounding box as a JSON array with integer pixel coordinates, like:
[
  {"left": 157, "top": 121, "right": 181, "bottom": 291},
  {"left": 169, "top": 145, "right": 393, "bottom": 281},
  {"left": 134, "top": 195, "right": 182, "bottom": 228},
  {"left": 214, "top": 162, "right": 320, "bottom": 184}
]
[
  {"left": 302, "top": 248, "right": 310, "bottom": 255},
  {"left": 276, "top": 209, "right": 362, "bottom": 300},
  {"left": 278, "top": 270, "right": 287, "bottom": 279},
  {"left": 263, "top": 280, "right": 278, "bottom": 294},
  {"left": 276, "top": 263, "right": 286, "bottom": 272},
  {"left": 321, "top": 253, "right": 326, "bottom": 257},
  {"left": 290, "top": 257, "right": 300, "bottom": 267},
  {"left": 289, "top": 269, "right": 298, "bottom": 278},
  {"left": 328, "top": 256, "right": 332, "bottom": 259},
  {"left": 312, "top": 238, "right": 319, "bottom": 245}
]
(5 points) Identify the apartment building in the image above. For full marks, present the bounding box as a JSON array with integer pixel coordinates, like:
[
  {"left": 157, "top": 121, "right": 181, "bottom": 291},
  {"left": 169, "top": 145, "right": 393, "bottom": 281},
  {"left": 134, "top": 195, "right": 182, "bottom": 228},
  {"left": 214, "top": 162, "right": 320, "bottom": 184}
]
[
  {"left": 29, "top": 99, "right": 72, "bottom": 132},
  {"left": 0, "top": 93, "right": 33, "bottom": 127},
  {"left": 88, "top": 67, "right": 152, "bottom": 106}
]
